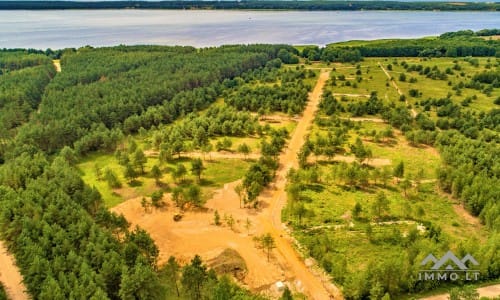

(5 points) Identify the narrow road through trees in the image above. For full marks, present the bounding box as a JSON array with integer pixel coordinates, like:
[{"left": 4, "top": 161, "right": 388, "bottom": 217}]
[{"left": 258, "top": 70, "right": 342, "bottom": 299}]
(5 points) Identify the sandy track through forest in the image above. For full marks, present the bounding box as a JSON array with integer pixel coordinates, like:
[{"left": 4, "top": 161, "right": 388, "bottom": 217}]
[
  {"left": 257, "top": 70, "right": 341, "bottom": 299},
  {"left": 0, "top": 241, "right": 29, "bottom": 300},
  {"left": 52, "top": 60, "right": 61, "bottom": 72}
]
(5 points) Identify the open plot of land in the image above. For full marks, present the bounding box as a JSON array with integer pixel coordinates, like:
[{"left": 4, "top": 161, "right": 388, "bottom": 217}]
[{"left": 77, "top": 66, "right": 337, "bottom": 298}]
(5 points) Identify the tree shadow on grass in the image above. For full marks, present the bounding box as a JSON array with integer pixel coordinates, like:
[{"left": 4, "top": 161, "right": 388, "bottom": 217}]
[
  {"left": 127, "top": 180, "right": 143, "bottom": 187},
  {"left": 199, "top": 178, "right": 216, "bottom": 187},
  {"left": 302, "top": 183, "right": 325, "bottom": 193}
]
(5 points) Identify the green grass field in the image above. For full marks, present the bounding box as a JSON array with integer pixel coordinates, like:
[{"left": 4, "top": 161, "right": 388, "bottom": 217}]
[{"left": 78, "top": 151, "right": 253, "bottom": 208}]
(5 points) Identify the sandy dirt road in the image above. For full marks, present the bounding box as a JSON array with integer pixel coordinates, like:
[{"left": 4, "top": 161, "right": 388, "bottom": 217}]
[
  {"left": 0, "top": 241, "right": 29, "bottom": 300},
  {"left": 257, "top": 69, "right": 341, "bottom": 299},
  {"left": 52, "top": 60, "right": 61, "bottom": 72}
]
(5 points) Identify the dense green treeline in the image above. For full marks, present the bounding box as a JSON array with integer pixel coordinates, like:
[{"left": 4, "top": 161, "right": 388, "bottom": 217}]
[
  {"left": 0, "top": 0, "right": 498, "bottom": 11},
  {"left": 225, "top": 68, "right": 313, "bottom": 115},
  {"left": 6, "top": 44, "right": 295, "bottom": 157},
  {"left": 319, "top": 30, "right": 500, "bottom": 60}
]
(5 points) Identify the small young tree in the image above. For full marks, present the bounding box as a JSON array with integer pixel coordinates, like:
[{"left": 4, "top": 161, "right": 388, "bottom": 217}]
[
  {"left": 222, "top": 137, "right": 232, "bottom": 150},
  {"left": 133, "top": 148, "right": 147, "bottom": 174},
  {"left": 190, "top": 158, "right": 204, "bottom": 182},
  {"left": 400, "top": 177, "right": 411, "bottom": 198},
  {"left": 124, "top": 163, "right": 137, "bottom": 183},
  {"left": 151, "top": 165, "right": 162, "bottom": 186},
  {"left": 181, "top": 255, "right": 207, "bottom": 300},
  {"left": 352, "top": 202, "right": 363, "bottom": 220},
  {"left": 244, "top": 217, "right": 252, "bottom": 235},
  {"left": 184, "top": 185, "right": 203, "bottom": 207},
  {"left": 234, "top": 183, "right": 245, "bottom": 208},
  {"left": 173, "top": 164, "right": 187, "bottom": 183},
  {"left": 226, "top": 214, "right": 235, "bottom": 231},
  {"left": 172, "top": 187, "right": 185, "bottom": 209},
  {"left": 141, "top": 197, "right": 150, "bottom": 213},
  {"left": 165, "top": 256, "right": 181, "bottom": 297},
  {"left": 151, "top": 190, "right": 164, "bottom": 208},
  {"left": 393, "top": 161, "right": 405, "bottom": 182},
  {"left": 371, "top": 191, "right": 390, "bottom": 221},
  {"left": 237, "top": 143, "right": 251, "bottom": 160},
  {"left": 260, "top": 233, "right": 276, "bottom": 262},
  {"left": 214, "top": 210, "right": 221, "bottom": 226},
  {"left": 201, "top": 143, "right": 213, "bottom": 161},
  {"left": 280, "top": 286, "right": 293, "bottom": 300},
  {"left": 104, "top": 168, "right": 122, "bottom": 188}
]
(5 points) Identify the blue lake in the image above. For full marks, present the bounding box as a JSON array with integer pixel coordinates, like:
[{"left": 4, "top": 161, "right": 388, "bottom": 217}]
[{"left": 0, "top": 10, "right": 499, "bottom": 49}]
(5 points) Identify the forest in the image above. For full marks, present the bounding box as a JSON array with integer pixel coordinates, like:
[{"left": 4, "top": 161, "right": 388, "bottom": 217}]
[
  {"left": 0, "top": 45, "right": 297, "bottom": 299},
  {"left": 323, "top": 31, "right": 499, "bottom": 59},
  {"left": 0, "top": 0, "right": 498, "bottom": 11}
]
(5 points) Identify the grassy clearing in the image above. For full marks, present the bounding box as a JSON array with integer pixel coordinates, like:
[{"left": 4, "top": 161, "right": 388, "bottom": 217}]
[
  {"left": 78, "top": 151, "right": 252, "bottom": 208},
  {"left": 323, "top": 57, "right": 499, "bottom": 116},
  {"left": 380, "top": 57, "right": 499, "bottom": 114}
]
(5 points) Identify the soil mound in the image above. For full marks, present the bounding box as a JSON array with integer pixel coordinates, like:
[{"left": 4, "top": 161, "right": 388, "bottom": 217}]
[{"left": 208, "top": 248, "right": 248, "bottom": 281}]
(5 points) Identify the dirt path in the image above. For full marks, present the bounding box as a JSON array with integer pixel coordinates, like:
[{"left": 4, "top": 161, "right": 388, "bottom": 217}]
[
  {"left": 419, "top": 284, "right": 500, "bottom": 300},
  {"left": 340, "top": 117, "right": 386, "bottom": 123},
  {"left": 378, "top": 62, "right": 417, "bottom": 118},
  {"left": 332, "top": 93, "right": 370, "bottom": 98},
  {"left": 144, "top": 150, "right": 260, "bottom": 161},
  {"left": 0, "top": 241, "right": 29, "bottom": 300},
  {"left": 310, "top": 155, "right": 392, "bottom": 167},
  {"left": 258, "top": 69, "right": 341, "bottom": 299},
  {"left": 52, "top": 60, "right": 61, "bottom": 72}
]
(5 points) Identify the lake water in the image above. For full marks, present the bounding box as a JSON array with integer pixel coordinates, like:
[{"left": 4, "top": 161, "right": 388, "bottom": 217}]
[{"left": 0, "top": 10, "right": 499, "bottom": 49}]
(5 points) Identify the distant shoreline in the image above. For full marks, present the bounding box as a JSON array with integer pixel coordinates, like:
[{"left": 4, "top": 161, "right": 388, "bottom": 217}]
[{"left": 0, "top": 0, "right": 498, "bottom": 11}]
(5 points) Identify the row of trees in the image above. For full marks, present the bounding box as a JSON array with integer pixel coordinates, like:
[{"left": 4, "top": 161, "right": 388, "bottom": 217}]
[
  {"left": 225, "top": 75, "right": 311, "bottom": 115},
  {"left": 150, "top": 104, "right": 260, "bottom": 155},
  {"left": 241, "top": 128, "right": 289, "bottom": 205},
  {"left": 2, "top": 0, "right": 497, "bottom": 10},
  {"left": 326, "top": 34, "right": 498, "bottom": 57}
]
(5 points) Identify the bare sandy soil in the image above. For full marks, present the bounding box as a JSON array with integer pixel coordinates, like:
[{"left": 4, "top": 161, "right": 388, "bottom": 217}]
[
  {"left": 0, "top": 241, "right": 29, "bottom": 300},
  {"left": 332, "top": 93, "right": 370, "bottom": 98},
  {"left": 420, "top": 284, "right": 500, "bottom": 300},
  {"left": 310, "top": 154, "right": 392, "bottom": 167},
  {"left": 52, "top": 60, "right": 61, "bottom": 72},
  {"left": 112, "top": 70, "right": 340, "bottom": 299}
]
